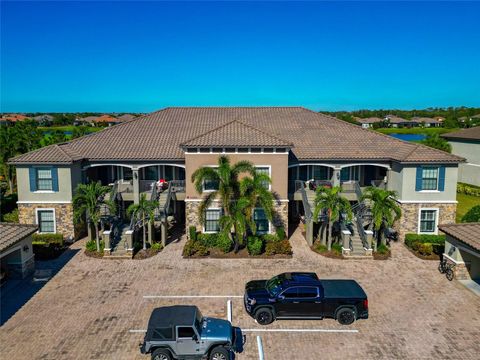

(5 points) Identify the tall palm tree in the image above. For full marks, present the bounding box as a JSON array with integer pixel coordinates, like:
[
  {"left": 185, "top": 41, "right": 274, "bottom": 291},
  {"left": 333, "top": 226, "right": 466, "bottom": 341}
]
[
  {"left": 127, "top": 193, "right": 157, "bottom": 250},
  {"left": 361, "top": 187, "right": 401, "bottom": 249},
  {"left": 191, "top": 155, "right": 255, "bottom": 251},
  {"left": 73, "top": 181, "right": 112, "bottom": 252},
  {"left": 312, "top": 186, "right": 352, "bottom": 251},
  {"left": 240, "top": 170, "right": 274, "bottom": 236}
]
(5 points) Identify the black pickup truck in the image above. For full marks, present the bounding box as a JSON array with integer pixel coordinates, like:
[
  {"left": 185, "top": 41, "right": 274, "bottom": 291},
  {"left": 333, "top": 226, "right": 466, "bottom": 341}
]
[{"left": 244, "top": 272, "right": 368, "bottom": 325}]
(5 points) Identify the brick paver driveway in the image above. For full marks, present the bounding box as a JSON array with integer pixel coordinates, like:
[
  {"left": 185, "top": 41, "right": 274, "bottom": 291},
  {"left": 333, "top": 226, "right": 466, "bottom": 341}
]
[{"left": 1, "top": 227, "right": 479, "bottom": 360}]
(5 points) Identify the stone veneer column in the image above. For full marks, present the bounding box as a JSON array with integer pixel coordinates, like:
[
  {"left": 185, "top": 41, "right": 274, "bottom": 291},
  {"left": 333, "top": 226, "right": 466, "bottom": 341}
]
[
  {"left": 273, "top": 201, "right": 289, "bottom": 236},
  {"left": 18, "top": 203, "right": 75, "bottom": 240},
  {"left": 395, "top": 202, "right": 457, "bottom": 241}
]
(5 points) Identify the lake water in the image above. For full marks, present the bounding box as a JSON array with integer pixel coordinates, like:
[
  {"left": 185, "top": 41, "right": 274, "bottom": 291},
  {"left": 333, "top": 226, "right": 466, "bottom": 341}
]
[
  {"left": 43, "top": 130, "right": 73, "bottom": 135},
  {"left": 389, "top": 133, "right": 426, "bottom": 142}
]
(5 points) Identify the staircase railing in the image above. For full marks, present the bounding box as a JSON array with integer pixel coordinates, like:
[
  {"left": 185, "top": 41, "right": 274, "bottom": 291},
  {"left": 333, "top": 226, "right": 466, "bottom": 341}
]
[
  {"left": 159, "top": 180, "right": 186, "bottom": 221},
  {"left": 295, "top": 180, "right": 312, "bottom": 222},
  {"left": 351, "top": 183, "right": 370, "bottom": 250}
]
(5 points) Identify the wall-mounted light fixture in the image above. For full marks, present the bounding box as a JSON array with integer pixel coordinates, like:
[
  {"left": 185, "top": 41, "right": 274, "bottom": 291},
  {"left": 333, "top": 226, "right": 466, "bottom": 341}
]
[{"left": 23, "top": 245, "right": 29, "bottom": 252}]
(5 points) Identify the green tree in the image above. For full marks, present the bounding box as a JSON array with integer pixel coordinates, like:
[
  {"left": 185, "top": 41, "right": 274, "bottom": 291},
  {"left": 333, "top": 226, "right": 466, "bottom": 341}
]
[
  {"left": 361, "top": 187, "right": 401, "bottom": 249},
  {"left": 42, "top": 129, "right": 67, "bottom": 146},
  {"left": 312, "top": 186, "right": 352, "bottom": 251},
  {"left": 191, "top": 155, "right": 257, "bottom": 252},
  {"left": 127, "top": 193, "right": 157, "bottom": 250},
  {"left": 73, "top": 182, "right": 112, "bottom": 252},
  {"left": 421, "top": 133, "right": 452, "bottom": 153},
  {"left": 72, "top": 125, "right": 90, "bottom": 139}
]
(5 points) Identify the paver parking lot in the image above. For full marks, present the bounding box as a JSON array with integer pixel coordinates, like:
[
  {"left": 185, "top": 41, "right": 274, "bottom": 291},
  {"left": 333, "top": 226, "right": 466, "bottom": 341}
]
[{"left": 1, "top": 227, "right": 480, "bottom": 360}]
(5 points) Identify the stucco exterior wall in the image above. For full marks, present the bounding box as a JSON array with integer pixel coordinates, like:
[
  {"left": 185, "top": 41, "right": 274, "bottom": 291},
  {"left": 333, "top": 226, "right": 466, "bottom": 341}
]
[
  {"left": 185, "top": 153, "right": 289, "bottom": 199},
  {"left": 449, "top": 140, "right": 480, "bottom": 165},
  {"left": 394, "top": 165, "right": 458, "bottom": 202},
  {"left": 0, "top": 235, "right": 35, "bottom": 279},
  {"left": 444, "top": 236, "right": 480, "bottom": 280},
  {"left": 17, "top": 166, "right": 74, "bottom": 202}
]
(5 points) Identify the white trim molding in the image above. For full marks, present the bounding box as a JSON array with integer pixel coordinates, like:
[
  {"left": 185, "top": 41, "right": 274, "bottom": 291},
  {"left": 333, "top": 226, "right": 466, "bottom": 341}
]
[
  {"left": 396, "top": 200, "right": 458, "bottom": 204},
  {"left": 203, "top": 207, "right": 222, "bottom": 234}
]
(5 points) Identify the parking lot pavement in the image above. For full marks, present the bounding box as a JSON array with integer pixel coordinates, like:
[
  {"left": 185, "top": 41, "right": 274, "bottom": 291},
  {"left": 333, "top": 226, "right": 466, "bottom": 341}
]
[{"left": 1, "top": 227, "right": 480, "bottom": 359}]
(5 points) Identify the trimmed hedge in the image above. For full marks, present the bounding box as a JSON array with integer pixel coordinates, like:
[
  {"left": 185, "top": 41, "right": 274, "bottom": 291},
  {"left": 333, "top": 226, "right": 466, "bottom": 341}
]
[
  {"left": 404, "top": 233, "right": 445, "bottom": 256},
  {"left": 182, "top": 240, "right": 209, "bottom": 257},
  {"left": 265, "top": 240, "right": 292, "bottom": 256},
  {"left": 457, "top": 182, "right": 480, "bottom": 197},
  {"left": 32, "top": 233, "right": 65, "bottom": 260},
  {"left": 86, "top": 240, "right": 105, "bottom": 253},
  {"left": 461, "top": 205, "right": 480, "bottom": 223}
]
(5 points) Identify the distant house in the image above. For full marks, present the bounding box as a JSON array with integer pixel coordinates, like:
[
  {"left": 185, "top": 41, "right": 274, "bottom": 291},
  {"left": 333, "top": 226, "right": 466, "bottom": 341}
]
[
  {"left": 75, "top": 116, "right": 98, "bottom": 126},
  {"left": 0, "top": 114, "right": 29, "bottom": 123},
  {"left": 441, "top": 126, "right": 480, "bottom": 186},
  {"left": 33, "top": 114, "right": 54, "bottom": 125},
  {"left": 411, "top": 117, "right": 442, "bottom": 128},
  {"left": 385, "top": 115, "right": 416, "bottom": 128},
  {"left": 0, "top": 223, "right": 37, "bottom": 279},
  {"left": 356, "top": 117, "right": 384, "bottom": 129},
  {"left": 93, "top": 115, "right": 120, "bottom": 126},
  {"left": 117, "top": 114, "right": 137, "bottom": 123}
]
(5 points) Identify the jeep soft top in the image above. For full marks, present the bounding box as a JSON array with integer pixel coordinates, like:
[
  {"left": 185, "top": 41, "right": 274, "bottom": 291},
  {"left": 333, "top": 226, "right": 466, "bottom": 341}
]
[{"left": 145, "top": 305, "right": 202, "bottom": 341}]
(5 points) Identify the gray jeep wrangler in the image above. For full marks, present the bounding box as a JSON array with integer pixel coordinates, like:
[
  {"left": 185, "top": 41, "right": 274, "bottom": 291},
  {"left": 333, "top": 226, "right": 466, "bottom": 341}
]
[{"left": 140, "top": 305, "right": 245, "bottom": 360}]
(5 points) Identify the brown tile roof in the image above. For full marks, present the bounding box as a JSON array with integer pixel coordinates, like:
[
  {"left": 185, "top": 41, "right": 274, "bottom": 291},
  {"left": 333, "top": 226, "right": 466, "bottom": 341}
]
[
  {"left": 440, "top": 126, "right": 480, "bottom": 141},
  {"left": 356, "top": 117, "right": 383, "bottom": 124},
  {"left": 94, "top": 115, "right": 118, "bottom": 123},
  {"left": 9, "top": 144, "right": 83, "bottom": 165},
  {"left": 9, "top": 107, "right": 463, "bottom": 164},
  {"left": 117, "top": 114, "right": 137, "bottom": 122},
  {"left": 0, "top": 223, "right": 38, "bottom": 252},
  {"left": 439, "top": 223, "right": 480, "bottom": 251},
  {"left": 411, "top": 117, "right": 442, "bottom": 124},
  {"left": 181, "top": 119, "right": 293, "bottom": 148}
]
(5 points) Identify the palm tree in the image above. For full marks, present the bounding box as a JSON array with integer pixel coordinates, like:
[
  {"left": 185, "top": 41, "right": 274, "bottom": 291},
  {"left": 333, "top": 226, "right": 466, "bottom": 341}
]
[
  {"left": 312, "top": 186, "right": 352, "bottom": 251},
  {"left": 219, "top": 197, "right": 251, "bottom": 251},
  {"left": 240, "top": 169, "right": 274, "bottom": 236},
  {"left": 361, "top": 186, "right": 401, "bottom": 250},
  {"left": 73, "top": 181, "right": 112, "bottom": 252},
  {"left": 191, "top": 155, "right": 255, "bottom": 251},
  {"left": 127, "top": 193, "right": 157, "bottom": 250}
]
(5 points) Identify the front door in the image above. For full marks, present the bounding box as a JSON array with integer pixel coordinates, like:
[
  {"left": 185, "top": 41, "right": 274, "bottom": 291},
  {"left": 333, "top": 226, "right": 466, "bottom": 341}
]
[{"left": 176, "top": 327, "right": 200, "bottom": 356}]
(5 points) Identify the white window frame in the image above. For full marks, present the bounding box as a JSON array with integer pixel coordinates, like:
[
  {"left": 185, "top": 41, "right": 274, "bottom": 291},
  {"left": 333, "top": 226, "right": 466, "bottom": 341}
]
[
  {"left": 255, "top": 165, "right": 272, "bottom": 191},
  {"left": 253, "top": 207, "right": 271, "bottom": 234},
  {"left": 35, "top": 208, "right": 56, "bottom": 234},
  {"left": 420, "top": 167, "right": 439, "bottom": 192},
  {"left": 201, "top": 166, "right": 219, "bottom": 193},
  {"left": 203, "top": 207, "right": 222, "bottom": 234},
  {"left": 418, "top": 208, "right": 439, "bottom": 235},
  {"left": 35, "top": 167, "right": 54, "bottom": 192}
]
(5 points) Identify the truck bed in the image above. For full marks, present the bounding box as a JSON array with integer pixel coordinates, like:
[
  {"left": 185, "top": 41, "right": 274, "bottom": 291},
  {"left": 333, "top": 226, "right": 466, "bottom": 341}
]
[{"left": 320, "top": 280, "right": 367, "bottom": 299}]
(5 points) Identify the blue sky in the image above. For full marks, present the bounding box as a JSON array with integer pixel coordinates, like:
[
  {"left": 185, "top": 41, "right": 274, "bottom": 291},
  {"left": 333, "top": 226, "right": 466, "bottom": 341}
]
[{"left": 1, "top": 1, "right": 479, "bottom": 112}]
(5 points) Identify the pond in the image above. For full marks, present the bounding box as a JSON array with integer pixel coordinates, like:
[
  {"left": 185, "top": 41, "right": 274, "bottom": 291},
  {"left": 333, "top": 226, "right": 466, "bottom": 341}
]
[
  {"left": 389, "top": 133, "right": 426, "bottom": 142},
  {"left": 43, "top": 131, "right": 73, "bottom": 136}
]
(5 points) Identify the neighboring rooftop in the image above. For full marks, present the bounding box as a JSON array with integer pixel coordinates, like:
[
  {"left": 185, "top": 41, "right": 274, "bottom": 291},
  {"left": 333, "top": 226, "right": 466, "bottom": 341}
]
[
  {"left": 439, "top": 223, "right": 480, "bottom": 251},
  {"left": 9, "top": 107, "right": 464, "bottom": 164},
  {"left": 0, "top": 223, "right": 38, "bottom": 252},
  {"left": 441, "top": 126, "right": 480, "bottom": 142},
  {"left": 355, "top": 117, "right": 383, "bottom": 124}
]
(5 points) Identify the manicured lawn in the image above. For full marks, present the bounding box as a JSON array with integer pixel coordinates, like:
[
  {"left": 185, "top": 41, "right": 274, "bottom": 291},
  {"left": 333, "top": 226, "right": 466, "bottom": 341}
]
[
  {"left": 375, "top": 127, "right": 456, "bottom": 135},
  {"left": 456, "top": 192, "right": 480, "bottom": 222}
]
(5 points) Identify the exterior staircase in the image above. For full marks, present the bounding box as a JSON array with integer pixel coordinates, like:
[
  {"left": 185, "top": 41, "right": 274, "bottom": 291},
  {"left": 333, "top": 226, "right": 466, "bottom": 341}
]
[{"left": 106, "top": 223, "right": 132, "bottom": 259}]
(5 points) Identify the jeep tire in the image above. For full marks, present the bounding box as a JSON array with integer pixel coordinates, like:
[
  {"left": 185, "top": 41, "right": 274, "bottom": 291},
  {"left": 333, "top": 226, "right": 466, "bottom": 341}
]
[
  {"left": 255, "top": 307, "right": 274, "bottom": 325},
  {"left": 151, "top": 348, "right": 172, "bottom": 360},
  {"left": 337, "top": 308, "right": 355, "bottom": 325},
  {"left": 209, "top": 346, "right": 230, "bottom": 360}
]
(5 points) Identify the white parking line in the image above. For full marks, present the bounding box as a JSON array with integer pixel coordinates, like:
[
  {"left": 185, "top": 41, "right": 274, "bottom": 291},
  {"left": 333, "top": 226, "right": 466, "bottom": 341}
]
[
  {"left": 129, "top": 328, "right": 358, "bottom": 334},
  {"left": 242, "top": 328, "right": 359, "bottom": 333},
  {"left": 143, "top": 295, "right": 243, "bottom": 299}
]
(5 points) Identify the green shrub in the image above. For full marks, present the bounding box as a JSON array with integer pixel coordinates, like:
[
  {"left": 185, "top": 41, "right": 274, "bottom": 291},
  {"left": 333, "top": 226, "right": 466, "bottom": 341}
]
[
  {"left": 247, "top": 236, "right": 263, "bottom": 255},
  {"left": 151, "top": 242, "right": 163, "bottom": 251},
  {"left": 265, "top": 240, "right": 292, "bottom": 256},
  {"left": 461, "top": 205, "right": 480, "bottom": 223},
  {"left": 32, "top": 233, "right": 64, "bottom": 246},
  {"left": 197, "top": 233, "right": 218, "bottom": 248},
  {"left": 405, "top": 234, "right": 445, "bottom": 248},
  {"left": 85, "top": 240, "right": 105, "bottom": 253},
  {"left": 182, "top": 240, "right": 209, "bottom": 257},
  {"left": 262, "top": 234, "right": 279, "bottom": 242},
  {"left": 376, "top": 244, "right": 389, "bottom": 255},
  {"left": 331, "top": 243, "right": 342, "bottom": 255},
  {"left": 315, "top": 244, "right": 328, "bottom": 253},
  {"left": 275, "top": 227, "right": 286, "bottom": 240},
  {"left": 418, "top": 243, "right": 433, "bottom": 256},
  {"left": 189, "top": 226, "right": 197, "bottom": 241},
  {"left": 3, "top": 208, "right": 19, "bottom": 223},
  {"left": 216, "top": 232, "right": 232, "bottom": 253}
]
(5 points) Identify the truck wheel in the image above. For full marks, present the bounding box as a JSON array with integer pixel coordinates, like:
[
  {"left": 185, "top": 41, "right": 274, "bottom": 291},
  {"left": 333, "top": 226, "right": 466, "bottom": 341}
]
[
  {"left": 209, "top": 346, "right": 230, "bottom": 360},
  {"left": 151, "top": 348, "right": 172, "bottom": 360},
  {"left": 255, "top": 308, "right": 274, "bottom": 325},
  {"left": 337, "top": 308, "right": 355, "bottom": 325}
]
